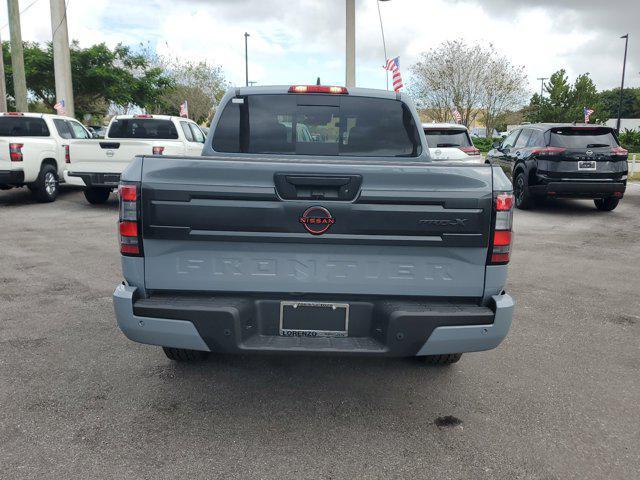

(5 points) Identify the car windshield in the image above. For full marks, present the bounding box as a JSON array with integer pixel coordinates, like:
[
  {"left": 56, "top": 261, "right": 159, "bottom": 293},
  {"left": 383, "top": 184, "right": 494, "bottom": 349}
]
[
  {"left": 0, "top": 117, "right": 50, "bottom": 136},
  {"left": 213, "top": 94, "right": 421, "bottom": 157},
  {"left": 549, "top": 127, "right": 618, "bottom": 148},
  {"left": 107, "top": 118, "right": 179, "bottom": 139},
  {"left": 423, "top": 129, "right": 471, "bottom": 148}
]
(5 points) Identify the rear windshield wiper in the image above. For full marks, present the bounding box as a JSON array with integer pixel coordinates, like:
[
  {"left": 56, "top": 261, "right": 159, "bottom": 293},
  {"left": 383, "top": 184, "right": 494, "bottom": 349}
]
[
  {"left": 586, "top": 143, "right": 610, "bottom": 148},
  {"left": 436, "top": 143, "right": 460, "bottom": 147}
]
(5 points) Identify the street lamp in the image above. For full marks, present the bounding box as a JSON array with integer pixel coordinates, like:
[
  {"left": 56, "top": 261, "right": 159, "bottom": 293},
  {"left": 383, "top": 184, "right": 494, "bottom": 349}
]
[
  {"left": 616, "top": 34, "right": 629, "bottom": 132},
  {"left": 377, "top": 0, "right": 391, "bottom": 90}
]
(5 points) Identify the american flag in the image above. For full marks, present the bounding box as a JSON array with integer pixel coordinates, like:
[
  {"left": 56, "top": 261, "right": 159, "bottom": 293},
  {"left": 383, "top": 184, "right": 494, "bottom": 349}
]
[
  {"left": 179, "top": 100, "right": 189, "bottom": 118},
  {"left": 383, "top": 57, "right": 404, "bottom": 92},
  {"left": 451, "top": 109, "right": 462, "bottom": 124},
  {"left": 583, "top": 107, "right": 594, "bottom": 124},
  {"left": 54, "top": 99, "right": 66, "bottom": 116}
]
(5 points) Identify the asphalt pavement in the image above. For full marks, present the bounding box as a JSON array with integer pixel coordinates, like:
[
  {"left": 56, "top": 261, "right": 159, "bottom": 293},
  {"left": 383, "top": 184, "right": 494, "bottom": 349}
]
[{"left": 1, "top": 184, "right": 639, "bottom": 480}]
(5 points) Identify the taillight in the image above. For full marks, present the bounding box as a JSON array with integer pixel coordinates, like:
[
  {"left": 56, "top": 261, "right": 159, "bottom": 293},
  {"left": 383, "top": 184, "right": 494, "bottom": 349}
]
[
  {"left": 612, "top": 146, "right": 628, "bottom": 157},
  {"left": 152, "top": 146, "right": 164, "bottom": 155},
  {"left": 459, "top": 146, "right": 480, "bottom": 156},
  {"left": 489, "top": 192, "right": 513, "bottom": 265},
  {"left": 64, "top": 145, "right": 70, "bottom": 163},
  {"left": 9, "top": 143, "right": 24, "bottom": 161},
  {"left": 118, "top": 183, "right": 142, "bottom": 256},
  {"left": 531, "top": 147, "right": 566, "bottom": 156},
  {"left": 288, "top": 85, "right": 348, "bottom": 94}
]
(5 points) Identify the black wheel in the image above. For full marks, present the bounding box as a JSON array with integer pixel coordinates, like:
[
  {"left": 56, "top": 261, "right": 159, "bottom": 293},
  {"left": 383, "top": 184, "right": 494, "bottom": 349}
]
[
  {"left": 421, "top": 353, "right": 462, "bottom": 365},
  {"left": 30, "top": 164, "right": 59, "bottom": 203},
  {"left": 162, "top": 347, "right": 209, "bottom": 362},
  {"left": 594, "top": 197, "right": 619, "bottom": 211},
  {"left": 513, "top": 171, "right": 533, "bottom": 210},
  {"left": 83, "top": 187, "right": 112, "bottom": 204}
]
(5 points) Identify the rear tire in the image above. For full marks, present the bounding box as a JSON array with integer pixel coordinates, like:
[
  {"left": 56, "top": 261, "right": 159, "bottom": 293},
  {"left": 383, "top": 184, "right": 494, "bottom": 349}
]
[
  {"left": 30, "top": 165, "right": 59, "bottom": 203},
  {"left": 513, "top": 171, "right": 534, "bottom": 210},
  {"left": 83, "top": 187, "right": 112, "bottom": 204},
  {"left": 594, "top": 197, "right": 619, "bottom": 211},
  {"left": 162, "top": 347, "right": 209, "bottom": 362},
  {"left": 421, "top": 353, "right": 462, "bottom": 365}
]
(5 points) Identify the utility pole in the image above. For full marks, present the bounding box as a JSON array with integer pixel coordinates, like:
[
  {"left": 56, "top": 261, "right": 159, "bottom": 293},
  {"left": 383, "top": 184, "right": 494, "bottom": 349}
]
[
  {"left": 7, "top": 0, "right": 28, "bottom": 112},
  {"left": 50, "top": 0, "right": 74, "bottom": 117},
  {"left": 345, "top": 0, "right": 355, "bottom": 88},
  {"left": 536, "top": 77, "right": 547, "bottom": 121},
  {"left": 244, "top": 32, "right": 249, "bottom": 87},
  {"left": 616, "top": 34, "right": 629, "bottom": 132},
  {"left": 0, "top": 31, "right": 8, "bottom": 111}
]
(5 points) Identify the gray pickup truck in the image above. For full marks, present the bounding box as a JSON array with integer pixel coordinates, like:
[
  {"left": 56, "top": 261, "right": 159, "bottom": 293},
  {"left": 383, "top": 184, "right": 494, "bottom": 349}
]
[{"left": 113, "top": 85, "right": 515, "bottom": 366}]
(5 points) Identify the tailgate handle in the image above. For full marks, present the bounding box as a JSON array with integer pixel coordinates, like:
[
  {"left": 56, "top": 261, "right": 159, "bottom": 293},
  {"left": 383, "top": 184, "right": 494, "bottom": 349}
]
[
  {"left": 285, "top": 176, "right": 350, "bottom": 187},
  {"left": 99, "top": 142, "right": 120, "bottom": 149},
  {"left": 275, "top": 174, "right": 362, "bottom": 201}
]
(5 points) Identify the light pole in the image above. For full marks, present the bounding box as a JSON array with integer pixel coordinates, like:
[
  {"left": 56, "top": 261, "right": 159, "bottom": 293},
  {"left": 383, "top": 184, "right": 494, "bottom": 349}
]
[
  {"left": 616, "top": 34, "right": 629, "bottom": 132},
  {"left": 244, "top": 32, "right": 250, "bottom": 87},
  {"left": 536, "top": 77, "right": 547, "bottom": 121},
  {"left": 377, "top": 0, "right": 390, "bottom": 90},
  {"left": 345, "top": 0, "right": 355, "bottom": 87}
]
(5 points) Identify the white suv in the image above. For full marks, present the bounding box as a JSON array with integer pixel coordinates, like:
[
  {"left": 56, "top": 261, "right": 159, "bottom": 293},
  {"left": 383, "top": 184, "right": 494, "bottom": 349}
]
[
  {"left": 422, "top": 123, "right": 482, "bottom": 162},
  {"left": 0, "top": 112, "right": 92, "bottom": 202}
]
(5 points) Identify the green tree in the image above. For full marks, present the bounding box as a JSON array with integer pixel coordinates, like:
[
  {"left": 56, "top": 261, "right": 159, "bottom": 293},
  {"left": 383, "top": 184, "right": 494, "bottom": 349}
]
[
  {"left": 2, "top": 41, "right": 173, "bottom": 120},
  {"left": 597, "top": 88, "right": 640, "bottom": 120},
  {"left": 570, "top": 74, "right": 599, "bottom": 122}
]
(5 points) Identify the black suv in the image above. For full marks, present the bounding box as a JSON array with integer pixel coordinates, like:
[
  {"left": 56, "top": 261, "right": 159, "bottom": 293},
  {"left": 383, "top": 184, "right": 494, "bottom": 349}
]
[{"left": 487, "top": 124, "right": 628, "bottom": 211}]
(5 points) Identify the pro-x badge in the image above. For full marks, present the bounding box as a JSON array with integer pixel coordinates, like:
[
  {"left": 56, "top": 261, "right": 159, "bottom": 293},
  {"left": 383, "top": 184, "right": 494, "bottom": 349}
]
[{"left": 299, "top": 206, "right": 335, "bottom": 235}]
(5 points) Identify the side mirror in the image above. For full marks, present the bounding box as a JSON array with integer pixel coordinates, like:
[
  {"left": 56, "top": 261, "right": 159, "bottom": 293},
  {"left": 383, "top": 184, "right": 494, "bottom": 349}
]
[
  {"left": 492, "top": 140, "right": 501, "bottom": 149},
  {"left": 92, "top": 132, "right": 99, "bottom": 139}
]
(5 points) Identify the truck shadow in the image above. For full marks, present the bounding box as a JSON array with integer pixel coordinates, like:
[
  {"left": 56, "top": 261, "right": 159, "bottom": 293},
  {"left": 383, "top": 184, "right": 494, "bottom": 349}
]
[
  {"left": 0, "top": 185, "right": 83, "bottom": 206},
  {"left": 134, "top": 353, "right": 469, "bottom": 436}
]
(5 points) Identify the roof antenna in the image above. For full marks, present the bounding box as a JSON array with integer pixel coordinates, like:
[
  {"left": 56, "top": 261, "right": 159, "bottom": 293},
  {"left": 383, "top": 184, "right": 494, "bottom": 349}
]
[{"left": 316, "top": 77, "right": 321, "bottom": 85}]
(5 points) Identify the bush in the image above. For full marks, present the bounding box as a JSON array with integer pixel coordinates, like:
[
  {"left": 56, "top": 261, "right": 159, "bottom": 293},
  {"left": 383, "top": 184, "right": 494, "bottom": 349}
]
[
  {"left": 471, "top": 137, "right": 502, "bottom": 153},
  {"left": 619, "top": 129, "right": 640, "bottom": 153}
]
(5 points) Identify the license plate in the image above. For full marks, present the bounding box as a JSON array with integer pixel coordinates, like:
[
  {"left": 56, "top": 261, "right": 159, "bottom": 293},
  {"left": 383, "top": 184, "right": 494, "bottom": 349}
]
[
  {"left": 279, "top": 301, "right": 349, "bottom": 338},
  {"left": 578, "top": 160, "right": 596, "bottom": 171}
]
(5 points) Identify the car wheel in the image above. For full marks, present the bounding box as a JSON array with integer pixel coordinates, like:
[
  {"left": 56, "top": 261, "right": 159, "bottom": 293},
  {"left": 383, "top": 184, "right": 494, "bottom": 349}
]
[
  {"left": 162, "top": 347, "right": 209, "bottom": 362},
  {"left": 420, "top": 353, "right": 462, "bottom": 365},
  {"left": 30, "top": 165, "right": 59, "bottom": 203},
  {"left": 594, "top": 197, "right": 619, "bottom": 211},
  {"left": 83, "top": 187, "right": 112, "bottom": 204},
  {"left": 514, "top": 171, "right": 533, "bottom": 210}
]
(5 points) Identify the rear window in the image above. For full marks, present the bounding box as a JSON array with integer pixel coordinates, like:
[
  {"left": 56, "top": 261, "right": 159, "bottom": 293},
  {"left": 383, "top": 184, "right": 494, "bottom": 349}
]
[
  {"left": 107, "top": 118, "right": 179, "bottom": 139},
  {"left": 213, "top": 94, "right": 421, "bottom": 157},
  {"left": 550, "top": 128, "right": 618, "bottom": 148},
  {"left": 0, "top": 117, "right": 50, "bottom": 137},
  {"left": 422, "top": 129, "right": 471, "bottom": 148}
]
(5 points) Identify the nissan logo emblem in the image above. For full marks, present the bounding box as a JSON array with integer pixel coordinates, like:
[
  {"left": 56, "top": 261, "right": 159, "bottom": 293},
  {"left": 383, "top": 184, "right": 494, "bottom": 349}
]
[{"left": 299, "top": 206, "right": 335, "bottom": 235}]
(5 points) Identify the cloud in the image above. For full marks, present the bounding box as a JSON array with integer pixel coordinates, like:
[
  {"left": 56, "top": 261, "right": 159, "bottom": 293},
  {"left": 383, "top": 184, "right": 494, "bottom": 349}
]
[{"left": 0, "top": 0, "right": 636, "bottom": 95}]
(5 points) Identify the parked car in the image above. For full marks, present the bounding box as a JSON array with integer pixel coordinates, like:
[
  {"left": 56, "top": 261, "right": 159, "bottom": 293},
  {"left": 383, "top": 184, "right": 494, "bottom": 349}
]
[
  {"left": 422, "top": 123, "right": 481, "bottom": 162},
  {"left": 113, "top": 84, "right": 515, "bottom": 366},
  {"left": 65, "top": 115, "right": 206, "bottom": 204},
  {"left": 0, "top": 112, "right": 92, "bottom": 202},
  {"left": 486, "top": 123, "right": 628, "bottom": 211}
]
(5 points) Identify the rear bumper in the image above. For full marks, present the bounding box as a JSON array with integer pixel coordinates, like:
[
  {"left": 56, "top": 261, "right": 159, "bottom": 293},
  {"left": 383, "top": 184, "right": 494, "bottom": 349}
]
[
  {"left": 113, "top": 284, "right": 514, "bottom": 357},
  {"left": 68, "top": 171, "right": 120, "bottom": 188},
  {"left": 0, "top": 170, "right": 24, "bottom": 185},
  {"left": 530, "top": 180, "right": 626, "bottom": 198}
]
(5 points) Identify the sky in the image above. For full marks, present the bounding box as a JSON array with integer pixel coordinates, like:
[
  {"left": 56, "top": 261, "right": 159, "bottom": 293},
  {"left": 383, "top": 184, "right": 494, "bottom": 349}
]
[{"left": 0, "top": 0, "right": 638, "bottom": 98}]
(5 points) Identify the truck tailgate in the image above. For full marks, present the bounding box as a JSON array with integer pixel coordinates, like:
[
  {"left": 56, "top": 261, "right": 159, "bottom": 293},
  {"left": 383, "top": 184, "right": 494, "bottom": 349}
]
[
  {"left": 69, "top": 140, "right": 185, "bottom": 173},
  {"left": 140, "top": 157, "right": 493, "bottom": 298}
]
